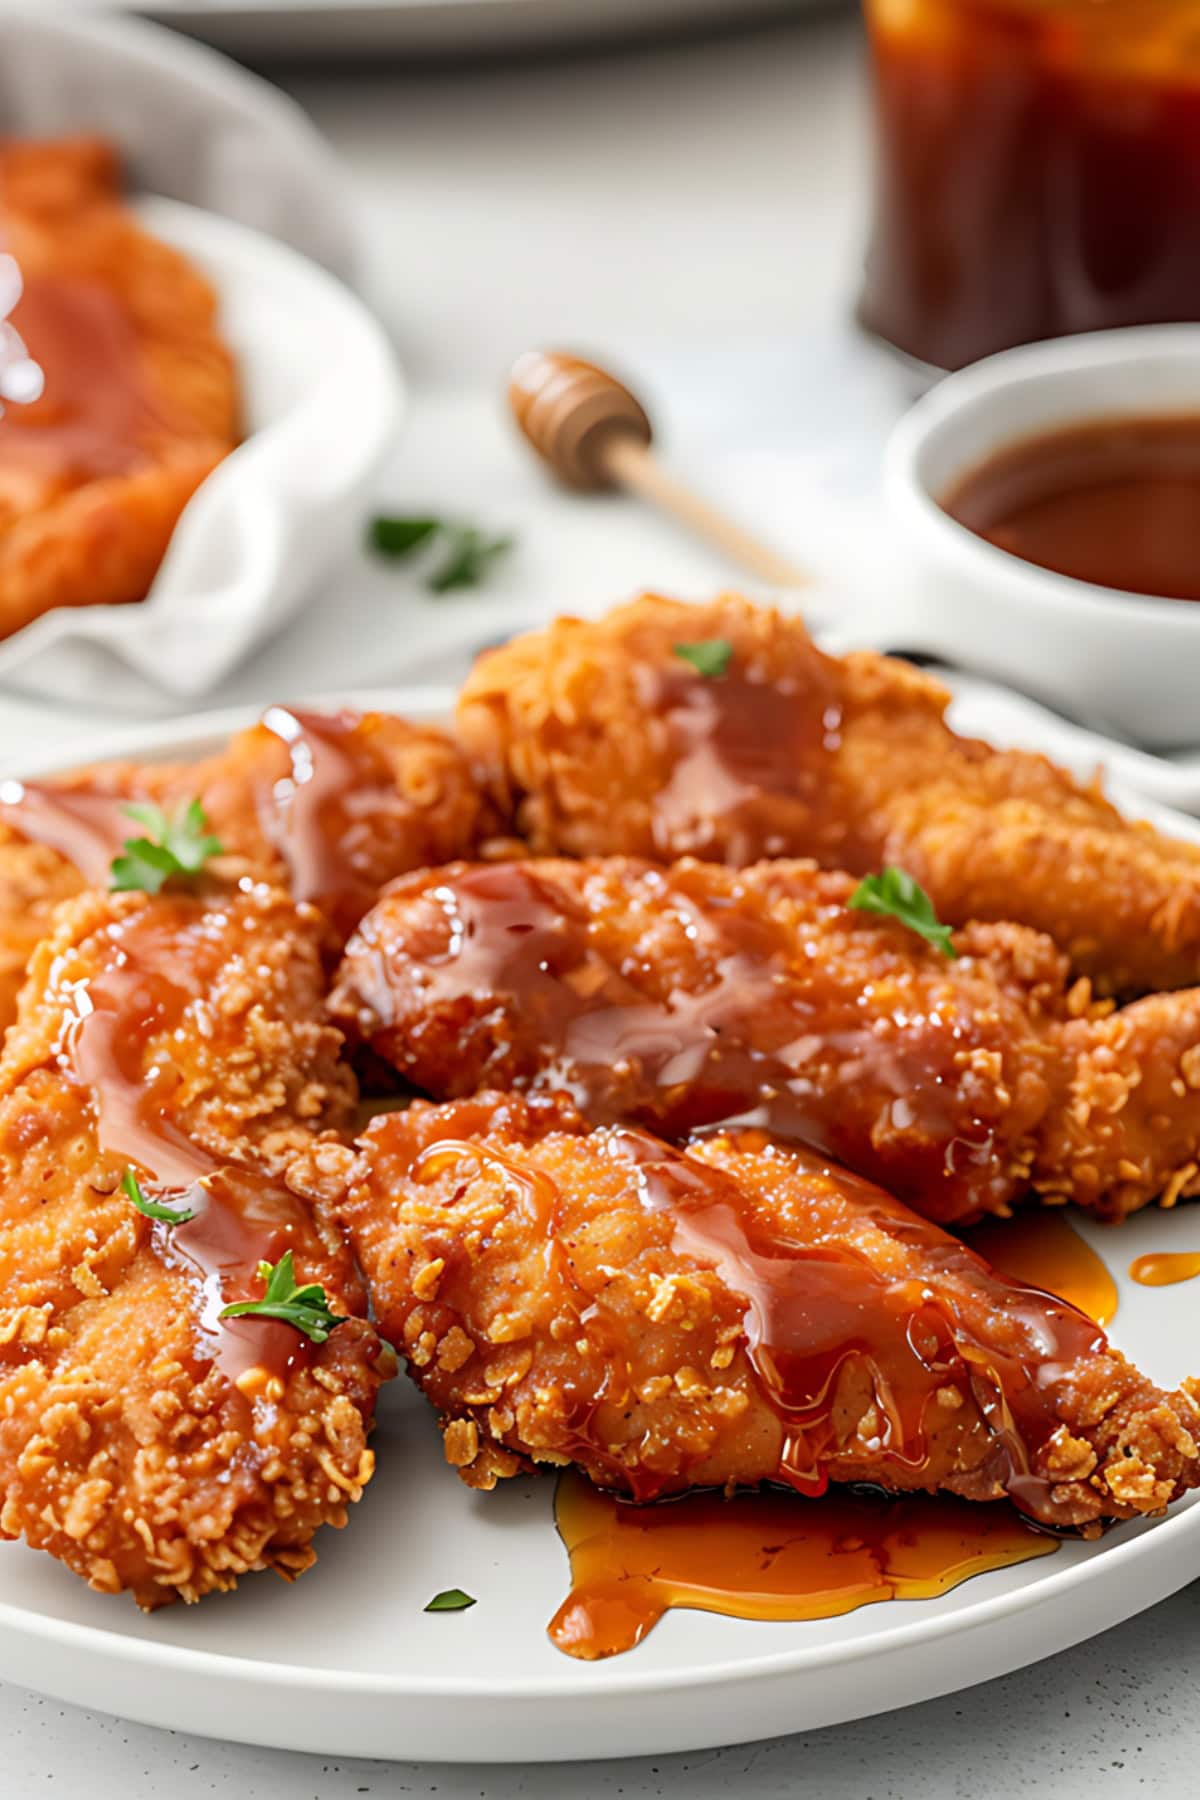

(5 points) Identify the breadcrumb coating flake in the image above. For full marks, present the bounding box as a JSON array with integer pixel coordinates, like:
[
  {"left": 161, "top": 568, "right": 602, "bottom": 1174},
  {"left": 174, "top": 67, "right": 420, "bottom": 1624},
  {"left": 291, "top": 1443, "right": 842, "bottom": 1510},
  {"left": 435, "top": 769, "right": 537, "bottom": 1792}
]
[
  {"left": 330, "top": 1091, "right": 1200, "bottom": 1532},
  {"left": 0, "top": 885, "right": 392, "bottom": 1608},
  {"left": 456, "top": 591, "right": 1200, "bottom": 996},
  {"left": 331, "top": 856, "right": 1200, "bottom": 1224}
]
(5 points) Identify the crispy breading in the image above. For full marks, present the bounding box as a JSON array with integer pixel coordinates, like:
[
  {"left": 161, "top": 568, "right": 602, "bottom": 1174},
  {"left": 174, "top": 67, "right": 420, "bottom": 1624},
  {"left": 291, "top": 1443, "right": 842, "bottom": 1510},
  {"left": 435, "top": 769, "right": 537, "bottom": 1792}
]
[
  {"left": 188, "top": 709, "right": 498, "bottom": 940},
  {"left": 457, "top": 593, "right": 1200, "bottom": 995},
  {"left": 330, "top": 856, "right": 1200, "bottom": 1224},
  {"left": 0, "top": 135, "right": 239, "bottom": 637},
  {"left": 0, "top": 708, "right": 493, "bottom": 1042},
  {"left": 0, "top": 755, "right": 189, "bottom": 1042},
  {"left": 319, "top": 1092, "right": 1200, "bottom": 1531},
  {"left": 0, "top": 886, "right": 390, "bottom": 1607}
]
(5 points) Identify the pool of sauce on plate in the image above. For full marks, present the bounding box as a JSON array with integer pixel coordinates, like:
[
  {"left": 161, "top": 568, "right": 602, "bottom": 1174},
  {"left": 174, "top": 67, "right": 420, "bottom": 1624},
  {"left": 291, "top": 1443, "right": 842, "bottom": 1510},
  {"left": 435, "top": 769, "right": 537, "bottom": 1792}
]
[
  {"left": 0, "top": 276, "right": 163, "bottom": 481},
  {"left": 942, "top": 416, "right": 1200, "bottom": 601},
  {"left": 549, "top": 1471, "right": 1057, "bottom": 1660},
  {"left": 353, "top": 859, "right": 1022, "bottom": 1222},
  {"left": 1129, "top": 1249, "right": 1200, "bottom": 1289},
  {"left": 959, "top": 1211, "right": 1118, "bottom": 1327},
  {"left": 53, "top": 898, "right": 319, "bottom": 1392}
]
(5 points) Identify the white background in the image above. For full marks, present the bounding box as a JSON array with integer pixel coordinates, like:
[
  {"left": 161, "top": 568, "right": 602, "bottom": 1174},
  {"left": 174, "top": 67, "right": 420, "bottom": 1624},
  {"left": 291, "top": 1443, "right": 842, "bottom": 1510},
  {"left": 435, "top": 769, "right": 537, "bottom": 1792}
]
[{"left": 8, "top": 8, "right": 1200, "bottom": 1793}]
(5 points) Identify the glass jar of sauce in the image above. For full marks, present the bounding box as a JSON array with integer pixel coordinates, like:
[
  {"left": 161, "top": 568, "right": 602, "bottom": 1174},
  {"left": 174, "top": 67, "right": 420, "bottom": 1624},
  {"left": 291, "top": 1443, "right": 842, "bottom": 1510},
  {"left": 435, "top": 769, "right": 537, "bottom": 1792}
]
[{"left": 858, "top": 0, "right": 1200, "bottom": 371}]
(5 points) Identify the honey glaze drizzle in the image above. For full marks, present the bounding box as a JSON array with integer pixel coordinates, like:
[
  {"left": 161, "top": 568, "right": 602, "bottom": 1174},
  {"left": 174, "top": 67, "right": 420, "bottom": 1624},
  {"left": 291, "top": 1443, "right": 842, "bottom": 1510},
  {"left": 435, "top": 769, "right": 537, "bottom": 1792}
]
[
  {"left": 0, "top": 777, "right": 136, "bottom": 885},
  {"left": 371, "top": 862, "right": 1001, "bottom": 1219},
  {"left": 549, "top": 1470, "right": 1057, "bottom": 1659},
  {"left": 0, "top": 275, "right": 168, "bottom": 481},
  {"left": 54, "top": 901, "right": 317, "bottom": 1391},
  {"left": 1129, "top": 1251, "right": 1200, "bottom": 1289},
  {"left": 410, "top": 1138, "right": 570, "bottom": 1292},
  {"left": 259, "top": 706, "right": 362, "bottom": 909},
  {"left": 638, "top": 652, "right": 850, "bottom": 864},
  {"left": 960, "top": 1212, "right": 1118, "bottom": 1327},
  {"left": 606, "top": 1128, "right": 1108, "bottom": 1523}
]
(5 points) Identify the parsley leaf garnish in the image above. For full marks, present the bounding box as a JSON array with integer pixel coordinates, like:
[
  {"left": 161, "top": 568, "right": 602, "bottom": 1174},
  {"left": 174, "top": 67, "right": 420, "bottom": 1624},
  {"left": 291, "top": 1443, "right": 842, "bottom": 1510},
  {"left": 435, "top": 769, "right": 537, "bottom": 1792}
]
[
  {"left": 368, "top": 516, "right": 439, "bottom": 557},
  {"left": 673, "top": 638, "right": 734, "bottom": 678},
  {"left": 848, "top": 867, "right": 958, "bottom": 958},
  {"left": 110, "top": 800, "right": 223, "bottom": 895},
  {"left": 368, "top": 514, "right": 514, "bottom": 594},
  {"left": 122, "top": 1169, "right": 197, "bottom": 1226},
  {"left": 425, "top": 1588, "right": 476, "bottom": 1613},
  {"left": 428, "top": 527, "right": 514, "bottom": 594},
  {"left": 219, "top": 1250, "right": 347, "bottom": 1344}
]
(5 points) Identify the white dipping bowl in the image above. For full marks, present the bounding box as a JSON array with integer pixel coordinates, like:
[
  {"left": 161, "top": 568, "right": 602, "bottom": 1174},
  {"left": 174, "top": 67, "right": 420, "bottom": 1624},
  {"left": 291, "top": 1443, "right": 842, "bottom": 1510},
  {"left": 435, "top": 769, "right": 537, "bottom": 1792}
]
[
  {"left": 884, "top": 326, "right": 1200, "bottom": 749},
  {"left": 0, "top": 197, "right": 401, "bottom": 710}
]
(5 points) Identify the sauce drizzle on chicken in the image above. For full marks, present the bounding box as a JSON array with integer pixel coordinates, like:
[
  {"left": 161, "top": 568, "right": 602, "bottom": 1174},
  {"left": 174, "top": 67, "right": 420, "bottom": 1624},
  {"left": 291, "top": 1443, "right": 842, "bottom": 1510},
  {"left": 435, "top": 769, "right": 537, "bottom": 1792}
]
[
  {"left": 343, "top": 860, "right": 1003, "bottom": 1215},
  {"left": 639, "top": 655, "right": 850, "bottom": 865},
  {"left": 609, "top": 1127, "right": 1107, "bottom": 1522},
  {"left": 53, "top": 900, "right": 316, "bottom": 1389},
  {"left": 0, "top": 778, "right": 134, "bottom": 885}
]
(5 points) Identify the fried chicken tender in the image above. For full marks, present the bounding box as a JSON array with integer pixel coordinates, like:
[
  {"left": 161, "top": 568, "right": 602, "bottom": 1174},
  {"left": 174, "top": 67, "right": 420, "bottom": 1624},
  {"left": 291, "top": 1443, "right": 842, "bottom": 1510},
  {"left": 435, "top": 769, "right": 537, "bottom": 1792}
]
[
  {"left": 319, "top": 1092, "right": 1200, "bottom": 1531},
  {"left": 0, "top": 754, "right": 189, "bottom": 1036},
  {"left": 457, "top": 593, "right": 1200, "bottom": 995},
  {"left": 0, "top": 136, "right": 239, "bottom": 637},
  {"left": 188, "top": 707, "right": 499, "bottom": 942},
  {"left": 330, "top": 856, "right": 1200, "bottom": 1223},
  {"left": 0, "top": 885, "right": 391, "bottom": 1607},
  {"left": 0, "top": 706, "right": 492, "bottom": 1041}
]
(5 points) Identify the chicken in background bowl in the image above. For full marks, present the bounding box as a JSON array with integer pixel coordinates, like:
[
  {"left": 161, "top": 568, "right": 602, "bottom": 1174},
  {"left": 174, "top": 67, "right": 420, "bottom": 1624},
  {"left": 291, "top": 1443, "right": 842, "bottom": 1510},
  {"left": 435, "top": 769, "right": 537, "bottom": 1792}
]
[{"left": 0, "top": 134, "right": 239, "bottom": 640}]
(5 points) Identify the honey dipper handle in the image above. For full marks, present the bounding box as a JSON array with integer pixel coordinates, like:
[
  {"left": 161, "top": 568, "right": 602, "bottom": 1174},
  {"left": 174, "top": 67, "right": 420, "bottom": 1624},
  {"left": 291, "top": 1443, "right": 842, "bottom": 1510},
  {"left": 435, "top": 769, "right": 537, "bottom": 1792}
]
[{"left": 600, "top": 434, "right": 809, "bottom": 590}]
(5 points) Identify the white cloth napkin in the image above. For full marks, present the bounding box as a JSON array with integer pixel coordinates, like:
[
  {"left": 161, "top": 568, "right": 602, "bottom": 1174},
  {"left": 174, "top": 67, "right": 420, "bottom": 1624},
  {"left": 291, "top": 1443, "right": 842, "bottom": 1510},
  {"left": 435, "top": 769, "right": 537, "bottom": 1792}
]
[{"left": 6, "top": 7, "right": 360, "bottom": 281}]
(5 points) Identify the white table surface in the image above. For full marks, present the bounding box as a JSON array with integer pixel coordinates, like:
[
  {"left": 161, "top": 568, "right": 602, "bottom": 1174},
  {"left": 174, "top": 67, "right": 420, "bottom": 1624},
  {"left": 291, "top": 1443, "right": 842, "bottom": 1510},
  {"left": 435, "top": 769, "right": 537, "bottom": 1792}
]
[{"left": 9, "top": 10, "right": 1200, "bottom": 1793}]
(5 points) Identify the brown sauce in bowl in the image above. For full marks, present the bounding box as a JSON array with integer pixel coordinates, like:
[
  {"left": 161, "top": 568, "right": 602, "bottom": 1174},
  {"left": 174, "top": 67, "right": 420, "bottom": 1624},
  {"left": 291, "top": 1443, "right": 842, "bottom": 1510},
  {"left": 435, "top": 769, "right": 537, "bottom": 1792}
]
[{"left": 942, "top": 415, "right": 1200, "bottom": 600}]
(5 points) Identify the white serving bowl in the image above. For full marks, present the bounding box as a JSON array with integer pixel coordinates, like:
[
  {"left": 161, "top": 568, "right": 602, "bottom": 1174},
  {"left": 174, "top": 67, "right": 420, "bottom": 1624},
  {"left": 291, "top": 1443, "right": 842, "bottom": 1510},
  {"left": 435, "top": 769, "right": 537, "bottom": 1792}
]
[
  {"left": 0, "top": 7, "right": 360, "bottom": 282},
  {"left": 884, "top": 326, "right": 1200, "bottom": 749},
  {"left": 0, "top": 196, "right": 402, "bottom": 709}
]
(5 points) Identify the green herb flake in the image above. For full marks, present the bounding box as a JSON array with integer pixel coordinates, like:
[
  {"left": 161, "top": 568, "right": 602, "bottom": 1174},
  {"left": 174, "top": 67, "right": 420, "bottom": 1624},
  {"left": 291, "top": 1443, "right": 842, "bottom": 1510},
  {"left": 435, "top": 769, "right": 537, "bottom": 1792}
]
[
  {"left": 122, "top": 1169, "right": 197, "bottom": 1226},
  {"left": 368, "top": 514, "right": 515, "bottom": 595},
  {"left": 425, "top": 1588, "right": 477, "bottom": 1614},
  {"left": 427, "top": 527, "right": 514, "bottom": 595},
  {"left": 368, "top": 516, "right": 440, "bottom": 558},
  {"left": 673, "top": 638, "right": 734, "bottom": 679},
  {"left": 219, "top": 1250, "right": 347, "bottom": 1345},
  {"left": 848, "top": 867, "right": 958, "bottom": 959},
  {"left": 110, "top": 799, "right": 223, "bottom": 895}
]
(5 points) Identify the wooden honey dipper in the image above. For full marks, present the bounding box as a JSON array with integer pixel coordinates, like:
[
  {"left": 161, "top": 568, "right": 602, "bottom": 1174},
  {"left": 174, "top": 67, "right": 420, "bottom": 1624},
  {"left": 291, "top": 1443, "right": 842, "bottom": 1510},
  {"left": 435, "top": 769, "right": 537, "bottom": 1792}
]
[{"left": 508, "top": 350, "right": 809, "bottom": 589}]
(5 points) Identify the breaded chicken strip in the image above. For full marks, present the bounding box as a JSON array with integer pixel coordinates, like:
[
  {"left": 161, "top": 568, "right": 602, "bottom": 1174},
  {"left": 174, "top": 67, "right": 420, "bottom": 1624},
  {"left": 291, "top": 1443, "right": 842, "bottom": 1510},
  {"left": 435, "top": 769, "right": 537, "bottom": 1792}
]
[
  {"left": 0, "top": 885, "right": 391, "bottom": 1607},
  {"left": 0, "top": 136, "right": 239, "bottom": 637},
  {"left": 330, "top": 857, "right": 1200, "bottom": 1223},
  {"left": 457, "top": 593, "right": 1200, "bottom": 995},
  {"left": 318, "top": 1092, "right": 1200, "bottom": 1532},
  {"left": 0, "top": 754, "right": 190, "bottom": 1033},
  {"left": 0, "top": 706, "right": 492, "bottom": 1037},
  {"left": 189, "top": 706, "right": 499, "bottom": 941}
]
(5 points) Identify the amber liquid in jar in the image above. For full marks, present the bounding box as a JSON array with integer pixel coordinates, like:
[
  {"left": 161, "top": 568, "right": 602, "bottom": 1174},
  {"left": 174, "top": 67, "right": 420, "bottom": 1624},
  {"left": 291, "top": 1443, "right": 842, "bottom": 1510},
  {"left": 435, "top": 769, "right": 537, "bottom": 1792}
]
[{"left": 859, "top": 0, "right": 1200, "bottom": 370}]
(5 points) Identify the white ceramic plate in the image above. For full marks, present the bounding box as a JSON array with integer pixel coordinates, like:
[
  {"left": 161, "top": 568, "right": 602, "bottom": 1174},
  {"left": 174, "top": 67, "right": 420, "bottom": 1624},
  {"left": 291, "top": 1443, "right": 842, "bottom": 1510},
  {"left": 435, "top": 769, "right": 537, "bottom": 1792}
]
[
  {"left": 1, "top": 683, "right": 1199, "bottom": 1764},
  {"left": 0, "top": 198, "right": 401, "bottom": 709},
  {"left": 115, "top": 0, "right": 835, "bottom": 57}
]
